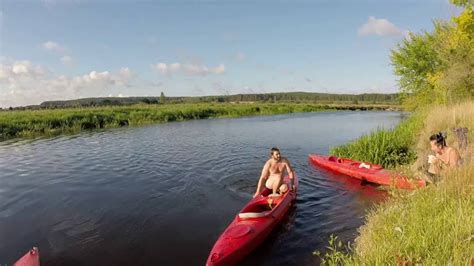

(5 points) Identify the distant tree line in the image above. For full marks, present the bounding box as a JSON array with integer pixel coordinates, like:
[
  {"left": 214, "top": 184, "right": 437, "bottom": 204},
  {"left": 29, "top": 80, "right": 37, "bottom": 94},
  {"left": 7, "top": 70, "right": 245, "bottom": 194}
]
[{"left": 2, "top": 91, "right": 399, "bottom": 110}]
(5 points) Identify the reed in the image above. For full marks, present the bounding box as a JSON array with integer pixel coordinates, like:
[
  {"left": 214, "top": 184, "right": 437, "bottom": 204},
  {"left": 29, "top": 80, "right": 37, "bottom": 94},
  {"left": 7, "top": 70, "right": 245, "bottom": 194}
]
[
  {"left": 0, "top": 102, "right": 335, "bottom": 140},
  {"left": 330, "top": 111, "right": 425, "bottom": 168}
]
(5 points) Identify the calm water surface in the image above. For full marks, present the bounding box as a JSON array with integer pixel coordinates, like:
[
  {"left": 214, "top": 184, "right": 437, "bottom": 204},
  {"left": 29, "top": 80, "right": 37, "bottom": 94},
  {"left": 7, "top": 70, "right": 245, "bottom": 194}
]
[{"left": 0, "top": 111, "right": 402, "bottom": 265}]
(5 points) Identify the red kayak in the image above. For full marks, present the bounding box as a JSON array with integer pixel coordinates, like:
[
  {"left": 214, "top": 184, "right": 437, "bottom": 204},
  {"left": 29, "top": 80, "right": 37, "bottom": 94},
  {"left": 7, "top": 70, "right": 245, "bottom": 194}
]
[
  {"left": 206, "top": 175, "right": 298, "bottom": 266},
  {"left": 13, "top": 247, "right": 40, "bottom": 266},
  {"left": 309, "top": 154, "right": 426, "bottom": 189}
]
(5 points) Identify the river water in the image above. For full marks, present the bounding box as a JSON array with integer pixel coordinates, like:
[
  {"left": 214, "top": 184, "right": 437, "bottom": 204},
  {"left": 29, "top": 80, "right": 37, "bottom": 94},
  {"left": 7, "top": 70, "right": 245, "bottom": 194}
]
[{"left": 0, "top": 111, "right": 402, "bottom": 265}]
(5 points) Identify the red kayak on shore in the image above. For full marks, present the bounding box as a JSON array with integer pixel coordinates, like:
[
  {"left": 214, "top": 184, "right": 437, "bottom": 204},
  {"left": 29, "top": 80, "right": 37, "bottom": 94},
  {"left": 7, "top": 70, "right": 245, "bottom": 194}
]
[
  {"left": 13, "top": 247, "right": 40, "bottom": 266},
  {"left": 309, "top": 154, "right": 426, "bottom": 189},
  {"left": 206, "top": 175, "right": 298, "bottom": 266}
]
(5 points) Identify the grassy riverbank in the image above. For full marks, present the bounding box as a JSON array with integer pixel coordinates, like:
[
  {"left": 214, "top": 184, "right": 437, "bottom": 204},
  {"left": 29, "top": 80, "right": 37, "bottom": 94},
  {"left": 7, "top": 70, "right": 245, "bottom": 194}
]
[
  {"left": 319, "top": 2, "right": 474, "bottom": 261},
  {"left": 330, "top": 110, "right": 425, "bottom": 168},
  {"left": 319, "top": 102, "right": 474, "bottom": 264},
  {"left": 0, "top": 102, "right": 396, "bottom": 140}
]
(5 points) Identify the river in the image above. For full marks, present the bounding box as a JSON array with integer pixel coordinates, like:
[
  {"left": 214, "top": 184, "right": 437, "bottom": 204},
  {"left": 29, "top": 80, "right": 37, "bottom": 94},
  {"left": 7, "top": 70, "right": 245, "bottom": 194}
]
[{"left": 0, "top": 111, "right": 402, "bottom": 265}]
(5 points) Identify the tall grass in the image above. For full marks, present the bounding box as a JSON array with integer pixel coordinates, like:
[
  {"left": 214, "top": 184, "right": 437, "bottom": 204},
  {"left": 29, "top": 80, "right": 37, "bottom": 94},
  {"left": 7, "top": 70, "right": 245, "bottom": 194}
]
[
  {"left": 412, "top": 102, "right": 474, "bottom": 175},
  {"left": 330, "top": 111, "right": 425, "bottom": 168},
  {"left": 318, "top": 102, "right": 474, "bottom": 265},
  {"left": 342, "top": 164, "right": 474, "bottom": 265},
  {"left": 0, "top": 102, "right": 349, "bottom": 140}
]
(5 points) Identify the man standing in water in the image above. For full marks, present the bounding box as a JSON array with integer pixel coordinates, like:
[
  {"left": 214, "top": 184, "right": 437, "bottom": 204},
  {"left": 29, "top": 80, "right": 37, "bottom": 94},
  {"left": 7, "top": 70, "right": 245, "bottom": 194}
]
[{"left": 253, "top": 147, "right": 295, "bottom": 197}]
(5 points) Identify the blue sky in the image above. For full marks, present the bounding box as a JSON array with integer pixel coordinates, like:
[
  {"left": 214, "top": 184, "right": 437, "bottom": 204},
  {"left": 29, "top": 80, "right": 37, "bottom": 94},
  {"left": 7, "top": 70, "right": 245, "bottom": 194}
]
[{"left": 0, "top": 0, "right": 461, "bottom": 107}]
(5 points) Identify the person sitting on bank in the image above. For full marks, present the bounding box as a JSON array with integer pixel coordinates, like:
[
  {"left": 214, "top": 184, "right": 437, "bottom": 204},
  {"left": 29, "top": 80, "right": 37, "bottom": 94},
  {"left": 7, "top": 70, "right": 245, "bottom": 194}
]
[
  {"left": 427, "top": 132, "right": 462, "bottom": 177},
  {"left": 253, "top": 147, "right": 295, "bottom": 198}
]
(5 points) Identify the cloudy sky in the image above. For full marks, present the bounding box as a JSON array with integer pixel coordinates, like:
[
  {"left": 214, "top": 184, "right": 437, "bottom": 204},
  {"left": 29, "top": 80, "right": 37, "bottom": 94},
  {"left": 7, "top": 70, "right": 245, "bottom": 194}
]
[{"left": 0, "top": 0, "right": 461, "bottom": 107}]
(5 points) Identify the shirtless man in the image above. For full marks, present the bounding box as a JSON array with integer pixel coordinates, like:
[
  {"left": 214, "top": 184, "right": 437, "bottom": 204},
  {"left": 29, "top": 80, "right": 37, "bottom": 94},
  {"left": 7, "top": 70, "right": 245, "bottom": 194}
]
[{"left": 253, "top": 147, "right": 295, "bottom": 198}]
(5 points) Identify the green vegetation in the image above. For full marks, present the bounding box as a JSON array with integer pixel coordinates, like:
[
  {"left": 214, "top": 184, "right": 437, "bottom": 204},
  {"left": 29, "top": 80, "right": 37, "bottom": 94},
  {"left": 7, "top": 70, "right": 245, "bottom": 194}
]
[
  {"left": 353, "top": 164, "right": 474, "bottom": 265},
  {"left": 160, "top": 91, "right": 166, "bottom": 104},
  {"left": 318, "top": 2, "right": 474, "bottom": 264},
  {"left": 313, "top": 235, "right": 353, "bottom": 265},
  {"left": 318, "top": 164, "right": 474, "bottom": 265},
  {"left": 8, "top": 91, "right": 399, "bottom": 110},
  {"left": 319, "top": 102, "right": 474, "bottom": 266},
  {"left": 391, "top": 3, "right": 474, "bottom": 110},
  {"left": 332, "top": 1, "right": 473, "bottom": 168},
  {"left": 0, "top": 102, "right": 394, "bottom": 140},
  {"left": 330, "top": 111, "right": 425, "bottom": 168}
]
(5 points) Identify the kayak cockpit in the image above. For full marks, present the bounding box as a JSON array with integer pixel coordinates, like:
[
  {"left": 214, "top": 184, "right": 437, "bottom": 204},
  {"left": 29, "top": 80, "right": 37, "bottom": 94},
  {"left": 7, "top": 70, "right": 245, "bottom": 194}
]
[
  {"left": 238, "top": 197, "right": 280, "bottom": 220},
  {"left": 328, "top": 155, "right": 382, "bottom": 170}
]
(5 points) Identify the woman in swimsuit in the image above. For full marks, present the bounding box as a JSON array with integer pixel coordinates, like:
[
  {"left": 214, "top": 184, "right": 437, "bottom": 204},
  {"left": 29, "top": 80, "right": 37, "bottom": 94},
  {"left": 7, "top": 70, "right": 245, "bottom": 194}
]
[{"left": 428, "top": 132, "right": 462, "bottom": 178}]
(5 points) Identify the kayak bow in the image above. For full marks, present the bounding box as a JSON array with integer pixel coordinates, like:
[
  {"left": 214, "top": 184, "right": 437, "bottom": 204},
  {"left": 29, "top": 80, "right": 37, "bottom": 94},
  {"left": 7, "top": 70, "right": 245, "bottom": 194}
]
[
  {"left": 13, "top": 247, "right": 40, "bottom": 266},
  {"left": 206, "top": 174, "right": 298, "bottom": 266}
]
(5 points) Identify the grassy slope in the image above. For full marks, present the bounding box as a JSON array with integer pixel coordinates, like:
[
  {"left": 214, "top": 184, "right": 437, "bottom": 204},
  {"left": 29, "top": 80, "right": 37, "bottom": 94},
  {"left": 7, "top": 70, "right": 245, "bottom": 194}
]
[
  {"left": 320, "top": 102, "right": 474, "bottom": 265},
  {"left": 352, "top": 164, "right": 474, "bottom": 265}
]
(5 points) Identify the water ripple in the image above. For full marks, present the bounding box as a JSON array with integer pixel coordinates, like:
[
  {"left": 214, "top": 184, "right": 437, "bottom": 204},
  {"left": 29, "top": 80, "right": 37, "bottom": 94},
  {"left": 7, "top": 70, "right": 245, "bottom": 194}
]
[{"left": 0, "top": 111, "right": 400, "bottom": 265}]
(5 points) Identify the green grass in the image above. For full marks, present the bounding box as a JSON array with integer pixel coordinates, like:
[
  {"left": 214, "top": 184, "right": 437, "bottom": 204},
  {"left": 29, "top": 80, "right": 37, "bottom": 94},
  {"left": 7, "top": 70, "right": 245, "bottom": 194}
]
[
  {"left": 355, "top": 164, "right": 474, "bottom": 265},
  {"left": 0, "top": 102, "right": 398, "bottom": 140},
  {"left": 317, "top": 164, "right": 474, "bottom": 265},
  {"left": 318, "top": 102, "right": 474, "bottom": 265},
  {"left": 0, "top": 102, "right": 358, "bottom": 140},
  {"left": 330, "top": 111, "right": 425, "bottom": 168}
]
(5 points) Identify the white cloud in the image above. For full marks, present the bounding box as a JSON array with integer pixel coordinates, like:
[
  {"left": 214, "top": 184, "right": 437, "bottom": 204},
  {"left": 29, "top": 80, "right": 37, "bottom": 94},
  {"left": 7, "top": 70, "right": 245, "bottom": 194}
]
[
  {"left": 0, "top": 59, "right": 135, "bottom": 107},
  {"left": 152, "top": 63, "right": 168, "bottom": 75},
  {"left": 43, "top": 42, "right": 75, "bottom": 65},
  {"left": 115, "top": 67, "right": 133, "bottom": 86},
  {"left": 12, "top": 63, "right": 29, "bottom": 74},
  {"left": 108, "top": 93, "right": 127, "bottom": 97},
  {"left": 151, "top": 62, "right": 226, "bottom": 76},
  {"left": 119, "top": 67, "right": 132, "bottom": 79},
  {"left": 42, "top": 41, "right": 66, "bottom": 53},
  {"left": 153, "top": 63, "right": 168, "bottom": 75},
  {"left": 60, "top": 55, "right": 74, "bottom": 66},
  {"left": 3, "top": 60, "right": 48, "bottom": 78},
  {"left": 151, "top": 63, "right": 179, "bottom": 76},
  {"left": 358, "top": 17, "right": 408, "bottom": 37},
  {"left": 212, "top": 64, "right": 226, "bottom": 74}
]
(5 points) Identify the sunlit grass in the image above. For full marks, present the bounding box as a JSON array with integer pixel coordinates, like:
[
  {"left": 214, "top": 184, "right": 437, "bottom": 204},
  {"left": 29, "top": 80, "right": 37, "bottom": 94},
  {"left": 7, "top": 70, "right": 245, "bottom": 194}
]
[
  {"left": 412, "top": 101, "right": 474, "bottom": 175},
  {"left": 330, "top": 111, "right": 425, "bottom": 168},
  {"left": 318, "top": 101, "right": 474, "bottom": 265},
  {"left": 349, "top": 163, "right": 474, "bottom": 265}
]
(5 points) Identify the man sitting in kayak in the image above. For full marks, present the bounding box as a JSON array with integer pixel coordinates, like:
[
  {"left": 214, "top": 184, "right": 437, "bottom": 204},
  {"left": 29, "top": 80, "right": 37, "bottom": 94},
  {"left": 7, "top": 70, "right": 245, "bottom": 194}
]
[{"left": 253, "top": 147, "right": 295, "bottom": 198}]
